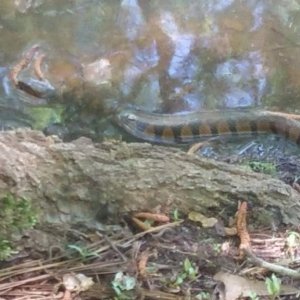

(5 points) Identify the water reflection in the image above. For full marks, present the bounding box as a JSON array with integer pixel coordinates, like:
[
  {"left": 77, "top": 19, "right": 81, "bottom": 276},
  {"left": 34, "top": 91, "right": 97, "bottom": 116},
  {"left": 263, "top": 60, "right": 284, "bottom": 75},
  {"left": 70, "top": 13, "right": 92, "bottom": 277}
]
[
  {"left": 119, "top": 0, "right": 145, "bottom": 42},
  {"left": 215, "top": 51, "right": 266, "bottom": 107},
  {"left": 203, "top": 0, "right": 235, "bottom": 13},
  {"left": 248, "top": 0, "right": 265, "bottom": 31},
  {"left": 0, "top": 0, "right": 300, "bottom": 140}
]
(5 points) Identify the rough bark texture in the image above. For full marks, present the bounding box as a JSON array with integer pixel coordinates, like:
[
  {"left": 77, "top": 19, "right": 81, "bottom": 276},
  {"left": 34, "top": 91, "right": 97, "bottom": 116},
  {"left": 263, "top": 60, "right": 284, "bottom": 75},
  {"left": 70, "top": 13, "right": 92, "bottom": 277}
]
[{"left": 0, "top": 129, "right": 300, "bottom": 226}]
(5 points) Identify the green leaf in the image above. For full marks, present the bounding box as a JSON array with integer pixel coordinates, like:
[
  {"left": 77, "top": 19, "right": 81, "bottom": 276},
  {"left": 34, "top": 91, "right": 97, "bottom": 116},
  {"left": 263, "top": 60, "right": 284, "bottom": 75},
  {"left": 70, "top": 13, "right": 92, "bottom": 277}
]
[{"left": 183, "top": 258, "right": 192, "bottom": 272}]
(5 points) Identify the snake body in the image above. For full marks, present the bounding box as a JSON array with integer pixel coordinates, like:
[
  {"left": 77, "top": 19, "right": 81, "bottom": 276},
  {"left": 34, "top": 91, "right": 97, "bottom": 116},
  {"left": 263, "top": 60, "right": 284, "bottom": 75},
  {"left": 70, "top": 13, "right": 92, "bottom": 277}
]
[{"left": 115, "top": 108, "right": 300, "bottom": 144}]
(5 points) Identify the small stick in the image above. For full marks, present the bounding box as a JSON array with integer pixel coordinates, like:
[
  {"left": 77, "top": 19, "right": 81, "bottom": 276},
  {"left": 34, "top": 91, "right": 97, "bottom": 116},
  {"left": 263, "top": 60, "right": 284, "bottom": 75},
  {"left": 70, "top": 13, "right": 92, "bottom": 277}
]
[
  {"left": 134, "top": 212, "right": 169, "bottom": 223},
  {"left": 10, "top": 45, "right": 40, "bottom": 85},
  {"left": 236, "top": 201, "right": 251, "bottom": 259},
  {"left": 244, "top": 248, "right": 300, "bottom": 279},
  {"left": 34, "top": 53, "right": 46, "bottom": 81},
  {"left": 138, "top": 249, "right": 150, "bottom": 277}
]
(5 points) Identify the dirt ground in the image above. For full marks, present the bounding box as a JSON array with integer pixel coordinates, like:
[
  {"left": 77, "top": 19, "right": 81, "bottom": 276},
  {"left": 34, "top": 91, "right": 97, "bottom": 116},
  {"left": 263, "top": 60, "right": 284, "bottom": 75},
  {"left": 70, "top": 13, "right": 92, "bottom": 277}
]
[
  {"left": 1, "top": 138, "right": 300, "bottom": 300},
  {"left": 1, "top": 204, "right": 300, "bottom": 299}
]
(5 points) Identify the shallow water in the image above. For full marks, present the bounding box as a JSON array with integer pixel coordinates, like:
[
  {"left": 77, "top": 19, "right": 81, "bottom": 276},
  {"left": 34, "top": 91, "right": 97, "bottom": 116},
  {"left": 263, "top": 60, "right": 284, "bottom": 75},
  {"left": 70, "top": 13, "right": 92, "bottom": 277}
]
[{"left": 1, "top": 0, "right": 300, "bottom": 145}]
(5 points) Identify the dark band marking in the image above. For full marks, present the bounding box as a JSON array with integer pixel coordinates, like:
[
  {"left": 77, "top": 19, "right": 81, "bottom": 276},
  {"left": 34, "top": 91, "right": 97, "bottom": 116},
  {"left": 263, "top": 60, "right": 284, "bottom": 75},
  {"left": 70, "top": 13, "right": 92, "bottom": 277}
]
[
  {"left": 227, "top": 119, "right": 238, "bottom": 135},
  {"left": 191, "top": 123, "right": 200, "bottom": 138},
  {"left": 208, "top": 123, "right": 219, "bottom": 136},
  {"left": 153, "top": 125, "right": 164, "bottom": 141},
  {"left": 173, "top": 125, "right": 182, "bottom": 142},
  {"left": 144, "top": 124, "right": 156, "bottom": 137},
  {"left": 249, "top": 120, "right": 258, "bottom": 135}
]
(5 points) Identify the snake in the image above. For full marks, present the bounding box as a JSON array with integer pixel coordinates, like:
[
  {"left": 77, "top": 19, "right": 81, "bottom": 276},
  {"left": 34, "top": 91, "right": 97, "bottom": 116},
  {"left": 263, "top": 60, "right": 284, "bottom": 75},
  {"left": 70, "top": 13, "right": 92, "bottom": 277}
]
[{"left": 115, "top": 107, "right": 300, "bottom": 144}]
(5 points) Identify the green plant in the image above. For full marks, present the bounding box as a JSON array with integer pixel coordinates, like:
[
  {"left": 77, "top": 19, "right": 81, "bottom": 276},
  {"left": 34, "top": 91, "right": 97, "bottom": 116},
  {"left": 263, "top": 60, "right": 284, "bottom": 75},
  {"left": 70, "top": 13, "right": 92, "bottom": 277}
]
[
  {"left": 286, "top": 231, "right": 300, "bottom": 259},
  {"left": 0, "top": 193, "right": 37, "bottom": 231},
  {"left": 248, "top": 161, "right": 276, "bottom": 175},
  {"left": 0, "top": 239, "right": 15, "bottom": 260},
  {"left": 212, "top": 243, "right": 221, "bottom": 254},
  {"left": 286, "top": 231, "right": 300, "bottom": 248},
  {"left": 0, "top": 193, "right": 37, "bottom": 260},
  {"left": 172, "top": 208, "right": 180, "bottom": 221},
  {"left": 183, "top": 257, "right": 197, "bottom": 280},
  {"left": 67, "top": 244, "right": 100, "bottom": 259},
  {"left": 265, "top": 273, "right": 281, "bottom": 299},
  {"left": 248, "top": 291, "right": 259, "bottom": 300},
  {"left": 111, "top": 271, "right": 136, "bottom": 300},
  {"left": 172, "top": 258, "right": 198, "bottom": 287},
  {"left": 196, "top": 291, "right": 210, "bottom": 299}
]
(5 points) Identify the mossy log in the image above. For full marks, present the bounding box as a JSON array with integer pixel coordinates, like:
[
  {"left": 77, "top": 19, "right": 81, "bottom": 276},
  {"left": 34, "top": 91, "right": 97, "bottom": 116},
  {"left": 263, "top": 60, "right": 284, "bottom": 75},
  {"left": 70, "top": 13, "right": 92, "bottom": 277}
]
[{"left": 0, "top": 129, "right": 299, "bottom": 226}]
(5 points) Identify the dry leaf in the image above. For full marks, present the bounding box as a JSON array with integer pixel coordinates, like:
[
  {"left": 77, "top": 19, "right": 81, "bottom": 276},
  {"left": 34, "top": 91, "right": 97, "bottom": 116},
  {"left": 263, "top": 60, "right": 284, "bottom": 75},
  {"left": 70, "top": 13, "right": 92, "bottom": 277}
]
[
  {"left": 188, "top": 211, "right": 218, "bottom": 228},
  {"left": 63, "top": 273, "right": 94, "bottom": 292}
]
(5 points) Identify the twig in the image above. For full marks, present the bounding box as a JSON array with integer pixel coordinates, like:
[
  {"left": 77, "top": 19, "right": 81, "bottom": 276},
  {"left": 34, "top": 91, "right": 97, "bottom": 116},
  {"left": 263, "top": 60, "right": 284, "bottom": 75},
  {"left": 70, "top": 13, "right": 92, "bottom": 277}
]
[
  {"left": 234, "top": 201, "right": 300, "bottom": 278},
  {"left": 101, "top": 234, "right": 128, "bottom": 262},
  {"left": 236, "top": 201, "right": 251, "bottom": 258},
  {"left": 34, "top": 53, "right": 46, "bottom": 81},
  {"left": 120, "top": 221, "right": 183, "bottom": 248},
  {"left": 0, "top": 274, "right": 50, "bottom": 294},
  {"left": 138, "top": 249, "right": 150, "bottom": 278},
  {"left": 10, "top": 45, "right": 40, "bottom": 86},
  {"left": 244, "top": 248, "right": 300, "bottom": 279},
  {"left": 134, "top": 212, "right": 170, "bottom": 223}
]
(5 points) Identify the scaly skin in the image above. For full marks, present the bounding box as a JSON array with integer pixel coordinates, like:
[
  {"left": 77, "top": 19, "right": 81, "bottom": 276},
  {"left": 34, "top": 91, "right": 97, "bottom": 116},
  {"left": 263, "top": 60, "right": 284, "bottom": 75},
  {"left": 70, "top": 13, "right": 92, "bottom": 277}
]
[{"left": 115, "top": 108, "right": 300, "bottom": 144}]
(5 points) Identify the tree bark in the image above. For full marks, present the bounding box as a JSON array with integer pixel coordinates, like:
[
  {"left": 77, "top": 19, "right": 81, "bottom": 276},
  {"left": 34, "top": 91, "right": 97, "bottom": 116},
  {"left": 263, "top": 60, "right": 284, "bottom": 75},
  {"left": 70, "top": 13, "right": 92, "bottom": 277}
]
[{"left": 0, "top": 129, "right": 299, "bottom": 226}]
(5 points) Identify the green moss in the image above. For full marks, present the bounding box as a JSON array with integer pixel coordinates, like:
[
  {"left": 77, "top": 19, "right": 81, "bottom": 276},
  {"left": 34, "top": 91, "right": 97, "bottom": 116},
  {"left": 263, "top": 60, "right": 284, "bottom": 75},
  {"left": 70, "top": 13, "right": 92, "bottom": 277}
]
[
  {"left": 0, "top": 193, "right": 37, "bottom": 260},
  {"left": 0, "top": 239, "right": 14, "bottom": 260},
  {"left": 28, "top": 106, "right": 63, "bottom": 130},
  {"left": 247, "top": 161, "right": 277, "bottom": 176}
]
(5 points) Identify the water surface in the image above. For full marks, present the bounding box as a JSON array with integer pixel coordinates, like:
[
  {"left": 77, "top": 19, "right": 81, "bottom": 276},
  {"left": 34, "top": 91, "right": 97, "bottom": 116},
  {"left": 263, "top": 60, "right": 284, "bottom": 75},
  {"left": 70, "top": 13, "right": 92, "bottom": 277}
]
[{"left": 1, "top": 0, "right": 300, "bottom": 144}]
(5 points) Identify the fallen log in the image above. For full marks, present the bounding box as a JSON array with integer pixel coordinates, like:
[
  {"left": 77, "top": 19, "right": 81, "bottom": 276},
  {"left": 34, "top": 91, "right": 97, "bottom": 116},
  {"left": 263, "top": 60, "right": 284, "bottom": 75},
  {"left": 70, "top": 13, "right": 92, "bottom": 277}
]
[{"left": 0, "top": 129, "right": 299, "bottom": 227}]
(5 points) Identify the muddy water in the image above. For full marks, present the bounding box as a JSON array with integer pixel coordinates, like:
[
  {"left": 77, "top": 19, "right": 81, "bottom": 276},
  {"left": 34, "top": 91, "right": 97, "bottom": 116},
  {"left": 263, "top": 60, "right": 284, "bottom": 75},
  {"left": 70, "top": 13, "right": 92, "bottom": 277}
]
[{"left": 0, "top": 0, "right": 300, "bottom": 145}]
